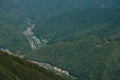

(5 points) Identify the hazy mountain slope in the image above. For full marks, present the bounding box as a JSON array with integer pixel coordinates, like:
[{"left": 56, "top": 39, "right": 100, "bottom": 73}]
[
  {"left": 26, "top": 8, "right": 120, "bottom": 80},
  {"left": 0, "top": 1, "right": 120, "bottom": 80},
  {"left": 27, "top": 36, "right": 120, "bottom": 80},
  {"left": 0, "top": 0, "right": 31, "bottom": 54},
  {"left": 0, "top": 0, "right": 120, "bottom": 54},
  {"left": 34, "top": 8, "right": 120, "bottom": 43},
  {"left": 1, "top": 0, "right": 120, "bottom": 21},
  {"left": 0, "top": 0, "right": 27, "bottom": 28},
  {"left": 0, "top": 26, "right": 31, "bottom": 54},
  {"left": 1, "top": 0, "right": 120, "bottom": 26},
  {"left": 0, "top": 9, "right": 31, "bottom": 54},
  {"left": 0, "top": 50, "right": 65, "bottom": 80},
  {"left": 28, "top": 0, "right": 120, "bottom": 22}
]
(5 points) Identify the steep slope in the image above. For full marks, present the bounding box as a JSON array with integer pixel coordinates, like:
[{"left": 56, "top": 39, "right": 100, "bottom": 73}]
[
  {"left": 0, "top": 0, "right": 120, "bottom": 54},
  {"left": 1, "top": 0, "right": 120, "bottom": 22},
  {"left": 0, "top": 50, "right": 66, "bottom": 80},
  {"left": 26, "top": 8, "right": 120, "bottom": 80},
  {"left": 27, "top": 36, "right": 120, "bottom": 80},
  {"left": 0, "top": 25, "right": 31, "bottom": 54},
  {"left": 34, "top": 8, "right": 120, "bottom": 43},
  {"left": 0, "top": 1, "right": 120, "bottom": 80},
  {"left": 0, "top": 0, "right": 31, "bottom": 54}
]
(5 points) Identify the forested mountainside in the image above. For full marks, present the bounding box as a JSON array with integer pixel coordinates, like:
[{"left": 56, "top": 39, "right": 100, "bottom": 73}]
[
  {"left": 1, "top": 0, "right": 120, "bottom": 22},
  {"left": 0, "top": 50, "right": 66, "bottom": 80},
  {"left": 0, "top": 0, "right": 31, "bottom": 54},
  {"left": 34, "top": 8, "right": 120, "bottom": 43},
  {"left": 27, "top": 36, "right": 120, "bottom": 80},
  {"left": 0, "top": 0, "right": 120, "bottom": 53},
  {"left": 0, "top": 27, "right": 31, "bottom": 54},
  {"left": 26, "top": 8, "right": 120, "bottom": 80},
  {"left": 0, "top": 0, "right": 120, "bottom": 80}
]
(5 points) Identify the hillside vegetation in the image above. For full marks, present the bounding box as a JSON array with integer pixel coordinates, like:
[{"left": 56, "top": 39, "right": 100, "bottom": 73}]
[
  {"left": 26, "top": 8, "right": 120, "bottom": 80},
  {"left": 0, "top": 0, "right": 31, "bottom": 54},
  {"left": 0, "top": 50, "right": 65, "bottom": 80},
  {"left": 34, "top": 8, "right": 120, "bottom": 43},
  {"left": 27, "top": 36, "right": 120, "bottom": 80},
  {"left": 0, "top": 0, "right": 120, "bottom": 53},
  {"left": 0, "top": 1, "right": 120, "bottom": 80}
]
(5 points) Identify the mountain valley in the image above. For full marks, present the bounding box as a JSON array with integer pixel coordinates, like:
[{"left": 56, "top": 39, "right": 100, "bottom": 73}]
[{"left": 0, "top": 0, "right": 120, "bottom": 80}]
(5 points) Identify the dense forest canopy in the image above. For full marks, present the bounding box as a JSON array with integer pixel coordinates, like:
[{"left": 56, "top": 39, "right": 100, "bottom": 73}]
[
  {"left": 0, "top": 0, "right": 120, "bottom": 80},
  {"left": 0, "top": 50, "right": 66, "bottom": 80}
]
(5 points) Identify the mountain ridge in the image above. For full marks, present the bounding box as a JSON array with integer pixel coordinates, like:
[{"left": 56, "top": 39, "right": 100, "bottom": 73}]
[
  {"left": 0, "top": 1, "right": 120, "bottom": 80},
  {"left": 0, "top": 49, "right": 73, "bottom": 80}
]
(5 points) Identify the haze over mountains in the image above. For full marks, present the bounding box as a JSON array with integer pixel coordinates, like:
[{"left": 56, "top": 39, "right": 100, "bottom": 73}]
[
  {"left": 0, "top": 0, "right": 120, "bottom": 80},
  {"left": 1, "top": 0, "right": 120, "bottom": 21}
]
